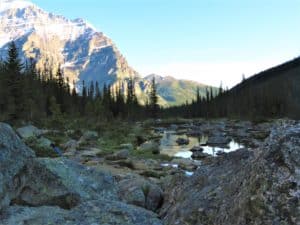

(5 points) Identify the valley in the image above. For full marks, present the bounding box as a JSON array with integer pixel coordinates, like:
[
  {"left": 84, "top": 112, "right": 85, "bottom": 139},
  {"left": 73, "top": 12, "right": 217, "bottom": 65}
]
[{"left": 0, "top": 1, "right": 299, "bottom": 225}]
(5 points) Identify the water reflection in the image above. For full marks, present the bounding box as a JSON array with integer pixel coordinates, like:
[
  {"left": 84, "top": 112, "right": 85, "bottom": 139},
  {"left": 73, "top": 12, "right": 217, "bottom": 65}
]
[{"left": 159, "top": 130, "right": 244, "bottom": 159}]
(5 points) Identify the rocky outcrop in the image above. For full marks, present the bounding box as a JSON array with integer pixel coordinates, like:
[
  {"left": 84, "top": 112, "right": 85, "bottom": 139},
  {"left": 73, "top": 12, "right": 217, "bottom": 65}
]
[
  {"left": 1, "top": 200, "right": 162, "bottom": 225},
  {"left": 118, "top": 176, "right": 164, "bottom": 212},
  {"left": 0, "top": 123, "right": 163, "bottom": 225},
  {"left": 161, "top": 122, "right": 300, "bottom": 225},
  {"left": 0, "top": 123, "right": 35, "bottom": 210},
  {"left": 16, "top": 125, "right": 43, "bottom": 139}
]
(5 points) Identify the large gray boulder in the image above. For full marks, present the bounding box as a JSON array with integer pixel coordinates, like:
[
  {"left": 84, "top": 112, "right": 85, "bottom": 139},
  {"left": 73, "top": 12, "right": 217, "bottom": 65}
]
[
  {"left": 1, "top": 200, "right": 163, "bottom": 225},
  {"left": 16, "top": 125, "right": 43, "bottom": 139},
  {"left": 12, "top": 158, "right": 118, "bottom": 209},
  {"left": 118, "top": 177, "right": 164, "bottom": 212},
  {"left": 0, "top": 123, "right": 35, "bottom": 211},
  {"left": 139, "top": 141, "right": 160, "bottom": 154},
  {"left": 161, "top": 123, "right": 300, "bottom": 225},
  {"left": 79, "top": 130, "right": 99, "bottom": 144}
]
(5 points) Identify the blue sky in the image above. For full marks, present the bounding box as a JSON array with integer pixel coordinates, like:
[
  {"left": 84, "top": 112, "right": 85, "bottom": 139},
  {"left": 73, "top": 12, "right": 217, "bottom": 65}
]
[{"left": 31, "top": 0, "right": 300, "bottom": 87}]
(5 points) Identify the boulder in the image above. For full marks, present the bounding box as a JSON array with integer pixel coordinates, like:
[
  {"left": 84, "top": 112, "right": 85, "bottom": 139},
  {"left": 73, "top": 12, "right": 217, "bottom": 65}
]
[
  {"left": 62, "top": 139, "right": 78, "bottom": 151},
  {"left": 79, "top": 130, "right": 99, "bottom": 143},
  {"left": 118, "top": 177, "right": 164, "bottom": 212},
  {"left": 36, "top": 137, "right": 52, "bottom": 149},
  {"left": 171, "top": 158, "right": 201, "bottom": 170},
  {"left": 161, "top": 123, "right": 300, "bottom": 225},
  {"left": 139, "top": 141, "right": 160, "bottom": 154},
  {"left": 105, "top": 149, "right": 130, "bottom": 161},
  {"left": 116, "top": 149, "right": 130, "bottom": 159},
  {"left": 191, "top": 151, "right": 210, "bottom": 160},
  {"left": 16, "top": 125, "right": 43, "bottom": 139},
  {"left": 120, "top": 143, "right": 134, "bottom": 151},
  {"left": 7, "top": 158, "right": 118, "bottom": 211},
  {"left": 207, "top": 134, "right": 231, "bottom": 146},
  {"left": 79, "top": 148, "right": 102, "bottom": 158},
  {"left": 24, "top": 136, "right": 56, "bottom": 158},
  {"left": 176, "top": 138, "right": 189, "bottom": 145},
  {"left": 0, "top": 123, "right": 35, "bottom": 211},
  {"left": 2, "top": 200, "right": 163, "bottom": 225},
  {"left": 190, "top": 146, "right": 204, "bottom": 152}
]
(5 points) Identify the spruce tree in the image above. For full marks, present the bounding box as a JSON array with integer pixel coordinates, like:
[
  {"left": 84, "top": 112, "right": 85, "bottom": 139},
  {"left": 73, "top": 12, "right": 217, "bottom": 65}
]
[
  {"left": 5, "top": 42, "right": 24, "bottom": 120},
  {"left": 149, "top": 77, "right": 159, "bottom": 118}
]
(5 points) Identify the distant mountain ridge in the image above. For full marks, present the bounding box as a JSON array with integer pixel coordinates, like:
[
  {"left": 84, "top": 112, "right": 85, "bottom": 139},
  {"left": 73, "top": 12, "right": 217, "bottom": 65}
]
[
  {"left": 144, "top": 74, "right": 214, "bottom": 106},
  {"left": 0, "top": 0, "right": 214, "bottom": 106}
]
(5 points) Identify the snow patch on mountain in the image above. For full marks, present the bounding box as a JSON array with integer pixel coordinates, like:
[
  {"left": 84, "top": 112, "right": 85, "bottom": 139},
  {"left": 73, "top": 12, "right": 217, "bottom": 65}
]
[{"left": 0, "top": 0, "right": 33, "bottom": 14}]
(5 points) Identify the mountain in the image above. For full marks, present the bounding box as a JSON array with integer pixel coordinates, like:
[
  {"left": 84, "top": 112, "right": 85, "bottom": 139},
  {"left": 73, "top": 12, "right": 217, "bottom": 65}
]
[
  {"left": 0, "top": 0, "right": 213, "bottom": 106},
  {"left": 0, "top": 0, "right": 138, "bottom": 84},
  {"left": 144, "top": 74, "right": 217, "bottom": 106}
]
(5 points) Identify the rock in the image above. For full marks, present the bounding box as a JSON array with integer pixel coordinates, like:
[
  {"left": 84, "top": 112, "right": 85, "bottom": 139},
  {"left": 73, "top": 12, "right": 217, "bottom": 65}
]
[
  {"left": 62, "top": 139, "right": 78, "bottom": 151},
  {"left": 0, "top": 123, "right": 164, "bottom": 225},
  {"left": 251, "top": 130, "right": 270, "bottom": 140},
  {"left": 191, "top": 151, "right": 210, "bottom": 160},
  {"left": 207, "top": 134, "right": 231, "bottom": 146},
  {"left": 120, "top": 143, "right": 134, "bottom": 151},
  {"left": 25, "top": 136, "right": 57, "bottom": 158},
  {"left": 154, "top": 127, "right": 166, "bottom": 133},
  {"left": 79, "top": 130, "right": 99, "bottom": 143},
  {"left": 2, "top": 200, "right": 163, "bottom": 225},
  {"left": 176, "top": 138, "right": 190, "bottom": 145},
  {"left": 171, "top": 158, "right": 201, "bottom": 170},
  {"left": 139, "top": 141, "right": 160, "bottom": 154},
  {"left": 140, "top": 170, "right": 165, "bottom": 179},
  {"left": 105, "top": 150, "right": 130, "bottom": 161},
  {"left": 79, "top": 148, "right": 102, "bottom": 158},
  {"left": 118, "top": 177, "right": 164, "bottom": 212},
  {"left": 190, "top": 146, "right": 204, "bottom": 152},
  {"left": 0, "top": 123, "right": 35, "bottom": 211},
  {"left": 216, "top": 150, "right": 225, "bottom": 156},
  {"left": 36, "top": 137, "right": 52, "bottom": 149},
  {"left": 12, "top": 158, "right": 119, "bottom": 209},
  {"left": 161, "top": 123, "right": 300, "bottom": 225},
  {"left": 115, "top": 149, "right": 130, "bottom": 160},
  {"left": 16, "top": 125, "right": 43, "bottom": 139},
  {"left": 66, "top": 129, "right": 83, "bottom": 140}
]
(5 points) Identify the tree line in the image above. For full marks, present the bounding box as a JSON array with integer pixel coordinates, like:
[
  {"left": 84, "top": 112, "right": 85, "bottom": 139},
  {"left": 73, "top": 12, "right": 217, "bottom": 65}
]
[{"left": 0, "top": 42, "right": 160, "bottom": 125}]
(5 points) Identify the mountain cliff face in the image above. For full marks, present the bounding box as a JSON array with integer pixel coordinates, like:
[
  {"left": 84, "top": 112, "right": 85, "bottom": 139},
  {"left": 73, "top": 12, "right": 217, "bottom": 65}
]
[
  {"left": 0, "top": 0, "right": 213, "bottom": 106},
  {"left": 0, "top": 0, "right": 138, "bottom": 85}
]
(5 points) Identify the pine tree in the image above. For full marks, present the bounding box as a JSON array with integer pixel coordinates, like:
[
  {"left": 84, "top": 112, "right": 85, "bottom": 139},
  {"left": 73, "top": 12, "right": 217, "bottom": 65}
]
[
  {"left": 149, "top": 77, "right": 159, "bottom": 118},
  {"left": 88, "top": 81, "right": 95, "bottom": 99},
  {"left": 5, "top": 42, "right": 24, "bottom": 120},
  {"left": 95, "top": 81, "right": 101, "bottom": 99}
]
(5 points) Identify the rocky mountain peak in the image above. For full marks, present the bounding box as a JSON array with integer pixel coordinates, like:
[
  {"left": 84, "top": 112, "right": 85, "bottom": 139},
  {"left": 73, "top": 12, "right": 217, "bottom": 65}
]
[{"left": 0, "top": 0, "right": 213, "bottom": 106}]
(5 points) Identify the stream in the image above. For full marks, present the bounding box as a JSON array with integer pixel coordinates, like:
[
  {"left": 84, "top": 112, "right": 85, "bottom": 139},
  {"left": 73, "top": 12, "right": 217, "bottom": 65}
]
[{"left": 159, "top": 130, "right": 244, "bottom": 159}]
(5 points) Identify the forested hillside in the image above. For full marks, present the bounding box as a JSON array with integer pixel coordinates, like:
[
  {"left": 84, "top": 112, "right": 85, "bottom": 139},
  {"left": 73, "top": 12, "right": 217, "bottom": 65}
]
[
  {"left": 165, "top": 57, "right": 300, "bottom": 119},
  {"left": 0, "top": 42, "right": 160, "bottom": 124}
]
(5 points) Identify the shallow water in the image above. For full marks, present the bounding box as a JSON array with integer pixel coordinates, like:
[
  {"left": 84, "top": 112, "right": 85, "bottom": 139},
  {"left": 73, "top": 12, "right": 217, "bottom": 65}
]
[{"left": 159, "top": 130, "right": 244, "bottom": 158}]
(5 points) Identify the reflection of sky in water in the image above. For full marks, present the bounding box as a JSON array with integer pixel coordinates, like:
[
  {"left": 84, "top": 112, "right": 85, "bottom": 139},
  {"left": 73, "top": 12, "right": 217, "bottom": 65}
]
[{"left": 160, "top": 130, "right": 244, "bottom": 159}]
